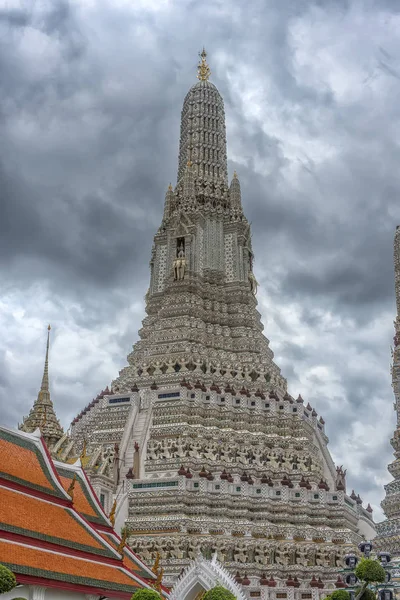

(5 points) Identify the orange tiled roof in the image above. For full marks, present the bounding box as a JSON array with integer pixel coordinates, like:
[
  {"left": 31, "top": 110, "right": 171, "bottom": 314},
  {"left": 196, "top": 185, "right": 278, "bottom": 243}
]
[
  {"left": 0, "top": 432, "right": 64, "bottom": 498},
  {"left": 0, "top": 539, "right": 142, "bottom": 594},
  {"left": 57, "top": 466, "right": 110, "bottom": 527},
  {"left": 0, "top": 425, "right": 155, "bottom": 597},
  {"left": 0, "top": 486, "right": 114, "bottom": 557}
]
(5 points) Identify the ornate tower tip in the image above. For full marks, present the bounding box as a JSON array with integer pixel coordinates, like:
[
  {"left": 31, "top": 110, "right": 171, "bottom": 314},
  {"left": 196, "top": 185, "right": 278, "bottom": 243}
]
[
  {"left": 168, "top": 183, "right": 173, "bottom": 191},
  {"left": 233, "top": 170, "right": 237, "bottom": 179},
  {"left": 48, "top": 324, "right": 51, "bottom": 330},
  {"left": 197, "top": 48, "right": 211, "bottom": 82}
]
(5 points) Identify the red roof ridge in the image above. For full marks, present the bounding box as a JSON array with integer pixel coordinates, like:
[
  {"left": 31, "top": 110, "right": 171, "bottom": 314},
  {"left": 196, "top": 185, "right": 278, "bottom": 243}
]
[
  {"left": 0, "top": 480, "right": 121, "bottom": 562},
  {"left": 54, "top": 461, "right": 112, "bottom": 528},
  {"left": 0, "top": 538, "right": 153, "bottom": 595},
  {"left": 0, "top": 476, "right": 72, "bottom": 507}
]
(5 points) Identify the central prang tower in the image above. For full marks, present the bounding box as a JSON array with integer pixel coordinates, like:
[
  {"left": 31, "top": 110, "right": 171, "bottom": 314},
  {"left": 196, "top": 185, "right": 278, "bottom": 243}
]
[
  {"left": 119, "top": 48, "right": 283, "bottom": 389},
  {"left": 70, "top": 51, "right": 375, "bottom": 592}
]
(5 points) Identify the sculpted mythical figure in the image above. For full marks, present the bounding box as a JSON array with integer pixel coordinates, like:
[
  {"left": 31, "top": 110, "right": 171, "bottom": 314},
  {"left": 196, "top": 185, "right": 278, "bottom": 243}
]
[
  {"left": 173, "top": 244, "right": 186, "bottom": 281},
  {"left": 248, "top": 271, "right": 259, "bottom": 295},
  {"left": 316, "top": 547, "right": 329, "bottom": 566},
  {"left": 234, "top": 541, "right": 247, "bottom": 563},
  {"left": 254, "top": 545, "right": 268, "bottom": 565},
  {"left": 275, "top": 546, "right": 289, "bottom": 566},
  {"left": 294, "top": 546, "right": 308, "bottom": 567},
  {"left": 336, "top": 465, "right": 347, "bottom": 492}
]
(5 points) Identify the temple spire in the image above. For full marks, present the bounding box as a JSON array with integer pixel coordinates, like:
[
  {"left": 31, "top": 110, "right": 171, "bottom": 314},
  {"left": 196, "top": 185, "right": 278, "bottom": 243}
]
[
  {"left": 394, "top": 226, "right": 400, "bottom": 318},
  {"left": 19, "top": 325, "right": 64, "bottom": 449},
  {"left": 40, "top": 324, "right": 51, "bottom": 394},
  {"left": 162, "top": 183, "right": 174, "bottom": 224},
  {"left": 374, "top": 225, "right": 400, "bottom": 551},
  {"left": 230, "top": 170, "right": 243, "bottom": 212},
  {"left": 177, "top": 50, "right": 228, "bottom": 184}
]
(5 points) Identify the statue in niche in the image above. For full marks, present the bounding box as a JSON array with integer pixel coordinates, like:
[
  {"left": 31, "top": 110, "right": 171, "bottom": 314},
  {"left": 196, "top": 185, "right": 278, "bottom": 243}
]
[{"left": 173, "top": 242, "right": 186, "bottom": 281}]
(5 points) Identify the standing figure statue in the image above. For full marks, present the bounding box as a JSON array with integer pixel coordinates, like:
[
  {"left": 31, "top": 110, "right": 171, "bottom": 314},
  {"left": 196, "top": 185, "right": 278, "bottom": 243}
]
[
  {"left": 174, "top": 244, "right": 186, "bottom": 281},
  {"left": 335, "top": 465, "right": 347, "bottom": 492},
  {"left": 248, "top": 271, "right": 258, "bottom": 295}
]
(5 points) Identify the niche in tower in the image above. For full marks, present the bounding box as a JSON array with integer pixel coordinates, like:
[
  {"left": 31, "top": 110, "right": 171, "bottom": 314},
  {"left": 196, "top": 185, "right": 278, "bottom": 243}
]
[{"left": 176, "top": 237, "right": 185, "bottom": 257}]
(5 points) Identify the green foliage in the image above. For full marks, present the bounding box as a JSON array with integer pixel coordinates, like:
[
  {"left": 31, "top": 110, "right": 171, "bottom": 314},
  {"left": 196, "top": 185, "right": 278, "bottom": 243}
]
[
  {"left": 355, "top": 559, "right": 386, "bottom": 584},
  {"left": 203, "top": 586, "right": 236, "bottom": 600},
  {"left": 131, "top": 589, "right": 162, "bottom": 600},
  {"left": 0, "top": 564, "right": 17, "bottom": 593},
  {"left": 355, "top": 588, "right": 376, "bottom": 600},
  {"left": 331, "top": 591, "right": 351, "bottom": 600}
]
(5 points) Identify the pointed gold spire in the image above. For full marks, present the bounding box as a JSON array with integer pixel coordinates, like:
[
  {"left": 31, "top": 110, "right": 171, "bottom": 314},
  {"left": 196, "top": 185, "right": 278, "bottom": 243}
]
[
  {"left": 197, "top": 48, "right": 211, "bottom": 82},
  {"left": 168, "top": 183, "right": 173, "bottom": 191}
]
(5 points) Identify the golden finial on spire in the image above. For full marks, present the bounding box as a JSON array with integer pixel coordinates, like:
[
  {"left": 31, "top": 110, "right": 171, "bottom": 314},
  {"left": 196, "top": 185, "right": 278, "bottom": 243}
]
[
  {"left": 109, "top": 498, "right": 117, "bottom": 526},
  {"left": 233, "top": 170, "right": 237, "bottom": 179},
  {"left": 197, "top": 48, "right": 211, "bottom": 82},
  {"left": 168, "top": 183, "right": 173, "bottom": 191}
]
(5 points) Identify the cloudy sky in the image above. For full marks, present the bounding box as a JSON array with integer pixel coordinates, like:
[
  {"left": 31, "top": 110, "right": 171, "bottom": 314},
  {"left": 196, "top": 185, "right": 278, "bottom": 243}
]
[{"left": 1, "top": 0, "right": 400, "bottom": 520}]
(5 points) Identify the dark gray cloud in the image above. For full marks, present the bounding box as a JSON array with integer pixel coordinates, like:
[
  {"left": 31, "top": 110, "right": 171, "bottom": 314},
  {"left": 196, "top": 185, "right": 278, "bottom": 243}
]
[{"left": 1, "top": 0, "right": 399, "bottom": 521}]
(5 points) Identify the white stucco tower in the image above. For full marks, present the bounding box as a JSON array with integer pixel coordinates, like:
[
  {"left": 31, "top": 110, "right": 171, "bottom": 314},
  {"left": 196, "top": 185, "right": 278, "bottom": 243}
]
[
  {"left": 375, "top": 226, "right": 400, "bottom": 555},
  {"left": 69, "top": 51, "right": 375, "bottom": 594}
]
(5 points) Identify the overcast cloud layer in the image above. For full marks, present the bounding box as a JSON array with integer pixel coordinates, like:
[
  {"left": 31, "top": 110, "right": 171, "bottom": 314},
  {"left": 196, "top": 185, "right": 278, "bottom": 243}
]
[{"left": 1, "top": 0, "right": 400, "bottom": 521}]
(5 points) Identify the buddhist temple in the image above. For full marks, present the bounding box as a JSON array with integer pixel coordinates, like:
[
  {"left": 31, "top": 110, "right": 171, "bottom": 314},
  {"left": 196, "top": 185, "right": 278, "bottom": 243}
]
[{"left": 14, "top": 50, "right": 376, "bottom": 598}]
